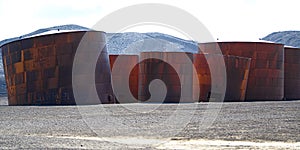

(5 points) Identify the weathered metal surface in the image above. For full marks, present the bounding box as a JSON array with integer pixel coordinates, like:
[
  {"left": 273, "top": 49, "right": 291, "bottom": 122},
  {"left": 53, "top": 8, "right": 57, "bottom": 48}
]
[
  {"left": 139, "top": 52, "right": 194, "bottom": 103},
  {"left": 199, "top": 42, "right": 284, "bottom": 101},
  {"left": 1, "top": 31, "right": 113, "bottom": 105},
  {"left": 284, "top": 47, "right": 300, "bottom": 100},
  {"left": 109, "top": 55, "right": 139, "bottom": 102},
  {"left": 193, "top": 54, "right": 251, "bottom": 102}
]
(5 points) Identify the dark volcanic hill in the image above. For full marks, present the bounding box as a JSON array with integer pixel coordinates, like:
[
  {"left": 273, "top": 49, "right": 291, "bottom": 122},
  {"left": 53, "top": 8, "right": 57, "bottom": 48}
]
[{"left": 262, "top": 31, "right": 300, "bottom": 48}]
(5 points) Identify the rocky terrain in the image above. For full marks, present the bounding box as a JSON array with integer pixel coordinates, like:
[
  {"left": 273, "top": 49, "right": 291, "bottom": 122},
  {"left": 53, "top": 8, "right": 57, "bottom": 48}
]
[
  {"left": 0, "top": 99, "right": 298, "bottom": 149},
  {"left": 262, "top": 31, "right": 300, "bottom": 48}
]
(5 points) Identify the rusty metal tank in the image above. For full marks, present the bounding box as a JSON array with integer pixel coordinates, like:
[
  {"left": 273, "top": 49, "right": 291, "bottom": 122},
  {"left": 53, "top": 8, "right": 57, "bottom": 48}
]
[
  {"left": 109, "top": 54, "right": 139, "bottom": 103},
  {"left": 284, "top": 46, "right": 300, "bottom": 100},
  {"left": 1, "top": 31, "right": 113, "bottom": 105},
  {"left": 193, "top": 54, "right": 251, "bottom": 102},
  {"left": 198, "top": 42, "right": 284, "bottom": 101},
  {"left": 139, "top": 52, "right": 194, "bottom": 103}
]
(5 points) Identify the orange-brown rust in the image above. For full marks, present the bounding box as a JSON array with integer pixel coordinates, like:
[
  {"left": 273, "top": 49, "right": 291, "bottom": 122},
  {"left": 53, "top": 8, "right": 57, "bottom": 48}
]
[
  {"left": 109, "top": 55, "right": 139, "bottom": 102},
  {"left": 193, "top": 54, "right": 251, "bottom": 102},
  {"left": 198, "top": 42, "right": 284, "bottom": 101},
  {"left": 139, "top": 52, "right": 194, "bottom": 103},
  {"left": 1, "top": 31, "right": 113, "bottom": 105}
]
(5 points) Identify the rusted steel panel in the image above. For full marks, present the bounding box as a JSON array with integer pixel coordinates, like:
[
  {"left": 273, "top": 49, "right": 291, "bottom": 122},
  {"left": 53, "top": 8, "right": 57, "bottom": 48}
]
[
  {"left": 193, "top": 54, "right": 211, "bottom": 101},
  {"left": 193, "top": 54, "right": 251, "bottom": 102},
  {"left": 1, "top": 31, "right": 113, "bottom": 105},
  {"left": 284, "top": 47, "right": 300, "bottom": 100},
  {"left": 198, "top": 42, "right": 284, "bottom": 101},
  {"left": 109, "top": 55, "right": 139, "bottom": 102},
  {"left": 139, "top": 52, "right": 194, "bottom": 103}
]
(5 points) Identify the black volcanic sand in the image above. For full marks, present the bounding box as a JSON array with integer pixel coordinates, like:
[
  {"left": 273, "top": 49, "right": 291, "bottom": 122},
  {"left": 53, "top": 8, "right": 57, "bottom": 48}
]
[{"left": 0, "top": 98, "right": 299, "bottom": 149}]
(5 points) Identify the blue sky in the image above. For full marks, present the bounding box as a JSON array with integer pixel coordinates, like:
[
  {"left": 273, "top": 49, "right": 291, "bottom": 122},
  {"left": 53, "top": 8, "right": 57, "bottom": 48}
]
[{"left": 0, "top": 0, "right": 299, "bottom": 41}]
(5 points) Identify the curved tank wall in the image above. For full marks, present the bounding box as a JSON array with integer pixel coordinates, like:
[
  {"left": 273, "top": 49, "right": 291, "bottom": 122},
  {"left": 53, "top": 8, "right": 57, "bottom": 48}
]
[
  {"left": 139, "top": 52, "right": 194, "bottom": 103},
  {"left": 198, "top": 42, "right": 284, "bottom": 101},
  {"left": 284, "top": 47, "right": 300, "bottom": 100},
  {"left": 109, "top": 55, "right": 139, "bottom": 103},
  {"left": 193, "top": 54, "right": 251, "bottom": 102},
  {"left": 193, "top": 54, "right": 211, "bottom": 102},
  {"left": 1, "top": 31, "right": 113, "bottom": 105}
]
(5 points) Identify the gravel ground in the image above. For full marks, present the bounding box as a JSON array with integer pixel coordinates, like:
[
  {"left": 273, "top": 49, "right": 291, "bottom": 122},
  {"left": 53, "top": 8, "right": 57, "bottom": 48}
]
[{"left": 0, "top": 98, "right": 299, "bottom": 149}]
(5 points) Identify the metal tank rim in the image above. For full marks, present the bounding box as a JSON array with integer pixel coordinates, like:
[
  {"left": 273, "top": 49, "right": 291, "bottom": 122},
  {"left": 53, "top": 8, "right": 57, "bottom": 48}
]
[
  {"left": 199, "top": 41, "right": 285, "bottom": 46},
  {"left": 0, "top": 30, "right": 106, "bottom": 48}
]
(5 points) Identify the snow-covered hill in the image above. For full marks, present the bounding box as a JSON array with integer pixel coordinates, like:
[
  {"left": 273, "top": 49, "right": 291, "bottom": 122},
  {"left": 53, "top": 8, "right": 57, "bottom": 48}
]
[{"left": 106, "top": 32, "right": 198, "bottom": 54}]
